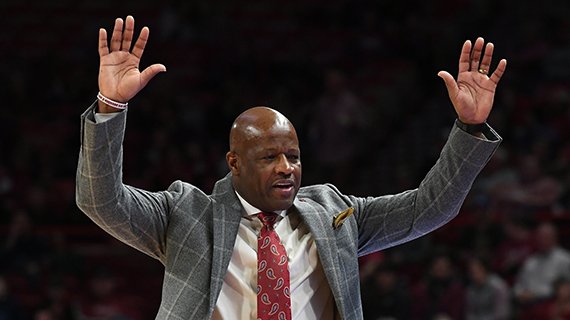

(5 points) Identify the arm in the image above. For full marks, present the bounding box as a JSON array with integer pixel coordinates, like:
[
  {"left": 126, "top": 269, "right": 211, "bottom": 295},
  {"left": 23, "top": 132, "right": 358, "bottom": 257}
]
[
  {"left": 354, "top": 124, "right": 501, "bottom": 254},
  {"left": 77, "top": 105, "right": 176, "bottom": 262},
  {"left": 76, "top": 16, "right": 170, "bottom": 261},
  {"left": 354, "top": 37, "right": 507, "bottom": 255}
]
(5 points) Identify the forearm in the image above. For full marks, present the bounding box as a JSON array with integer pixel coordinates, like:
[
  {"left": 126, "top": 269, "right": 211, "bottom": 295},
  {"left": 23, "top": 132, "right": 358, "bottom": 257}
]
[
  {"left": 356, "top": 122, "right": 501, "bottom": 254},
  {"left": 76, "top": 102, "right": 169, "bottom": 261},
  {"left": 412, "top": 122, "right": 501, "bottom": 228},
  {"left": 76, "top": 103, "right": 127, "bottom": 214}
]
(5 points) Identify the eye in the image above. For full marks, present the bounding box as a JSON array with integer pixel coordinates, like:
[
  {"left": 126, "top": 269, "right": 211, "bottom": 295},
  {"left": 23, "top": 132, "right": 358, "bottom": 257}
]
[
  {"left": 263, "top": 155, "right": 276, "bottom": 160},
  {"left": 287, "top": 154, "right": 300, "bottom": 162}
]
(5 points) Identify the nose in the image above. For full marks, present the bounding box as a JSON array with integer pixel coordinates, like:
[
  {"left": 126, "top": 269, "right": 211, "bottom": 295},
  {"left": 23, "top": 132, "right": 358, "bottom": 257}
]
[{"left": 275, "top": 154, "right": 294, "bottom": 175}]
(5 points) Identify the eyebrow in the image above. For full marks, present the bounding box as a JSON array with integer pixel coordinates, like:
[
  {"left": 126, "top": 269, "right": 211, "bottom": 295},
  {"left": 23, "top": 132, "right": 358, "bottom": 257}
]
[
  {"left": 257, "top": 148, "right": 300, "bottom": 154},
  {"left": 264, "top": 148, "right": 299, "bottom": 152}
]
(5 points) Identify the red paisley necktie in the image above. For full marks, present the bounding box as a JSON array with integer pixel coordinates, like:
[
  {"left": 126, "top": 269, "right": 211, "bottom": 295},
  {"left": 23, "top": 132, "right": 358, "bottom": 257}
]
[{"left": 257, "top": 212, "right": 291, "bottom": 320}]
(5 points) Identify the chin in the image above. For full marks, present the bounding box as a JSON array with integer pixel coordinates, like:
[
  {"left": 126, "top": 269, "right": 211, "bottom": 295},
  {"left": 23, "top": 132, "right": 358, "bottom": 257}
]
[{"left": 269, "top": 199, "right": 295, "bottom": 212}]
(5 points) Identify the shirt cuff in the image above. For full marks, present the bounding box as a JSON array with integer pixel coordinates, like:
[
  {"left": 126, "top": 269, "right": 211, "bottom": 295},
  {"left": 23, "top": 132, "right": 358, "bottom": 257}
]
[{"left": 94, "top": 111, "right": 121, "bottom": 123}]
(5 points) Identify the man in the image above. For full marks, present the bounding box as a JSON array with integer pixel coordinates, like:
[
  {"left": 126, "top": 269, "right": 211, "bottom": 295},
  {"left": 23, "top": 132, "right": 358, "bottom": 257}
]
[
  {"left": 76, "top": 15, "right": 506, "bottom": 319},
  {"left": 466, "top": 256, "right": 511, "bottom": 320},
  {"left": 514, "top": 222, "right": 570, "bottom": 304}
]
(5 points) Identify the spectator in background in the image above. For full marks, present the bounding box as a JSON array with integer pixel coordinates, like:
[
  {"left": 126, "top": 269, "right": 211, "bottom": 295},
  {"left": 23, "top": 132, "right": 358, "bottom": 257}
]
[
  {"left": 75, "top": 268, "right": 142, "bottom": 320},
  {"left": 1, "top": 211, "right": 46, "bottom": 282},
  {"left": 492, "top": 154, "right": 562, "bottom": 215},
  {"left": 36, "top": 277, "right": 74, "bottom": 320},
  {"left": 514, "top": 222, "right": 570, "bottom": 306},
  {"left": 518, "top": 279, "right": 570, "bottom": 320},
  {"left": 412, "top": 253, "right": 465, "bottom": 320},
  {"left": 492, "top": 217, "right": 534, "bottom": 284},
  {"left": 361, "top": 262, "right": 411, "bottom": 320},
  {"left": 465, "top": 256, "right": 511, "bottom": 320}
]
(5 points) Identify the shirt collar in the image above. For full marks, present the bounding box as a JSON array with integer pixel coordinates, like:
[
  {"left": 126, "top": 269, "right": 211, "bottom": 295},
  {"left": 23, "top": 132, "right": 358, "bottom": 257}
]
[{"left": 234, "top": 191, "right": 287, "bottom": 218}]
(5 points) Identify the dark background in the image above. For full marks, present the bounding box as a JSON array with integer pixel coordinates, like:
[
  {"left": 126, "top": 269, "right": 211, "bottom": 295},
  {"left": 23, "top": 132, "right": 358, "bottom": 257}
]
[{"left": 0, "top": 0, "right": 569, "bottom": 319}]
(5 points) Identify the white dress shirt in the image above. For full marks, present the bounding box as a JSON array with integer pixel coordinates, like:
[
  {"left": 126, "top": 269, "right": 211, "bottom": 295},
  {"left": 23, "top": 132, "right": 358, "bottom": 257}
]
[
  {"left": 513, "top": 247, "right": 570, "bottom": 298},
  {"left": 212, "top": 192, "right": 334, "bottom": 319},
  {"left": 94, "top": 111, "right": 334, "bottom": 319}
]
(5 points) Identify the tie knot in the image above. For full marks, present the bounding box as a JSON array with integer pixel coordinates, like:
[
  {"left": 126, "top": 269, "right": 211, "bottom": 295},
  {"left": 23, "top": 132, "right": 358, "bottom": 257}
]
[{"left": 257, "top": 212, "right": 278, "bottom": 228}]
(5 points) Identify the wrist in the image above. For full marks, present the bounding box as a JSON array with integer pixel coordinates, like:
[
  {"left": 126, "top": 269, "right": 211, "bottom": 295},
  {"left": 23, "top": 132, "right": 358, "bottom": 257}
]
[
  {"left": 96, "top": 92, "right": 128, "bottom": 113},
  {"left": 97, "top": 100, "right": 122, "bottom": 113},
  {"left": 456, "top": 118, "right": 485, "bottom": 136}
]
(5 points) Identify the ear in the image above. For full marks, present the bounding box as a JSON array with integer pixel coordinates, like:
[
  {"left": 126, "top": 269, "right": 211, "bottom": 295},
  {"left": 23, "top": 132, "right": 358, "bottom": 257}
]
[{"left": 226, "top": 151, "right": 240, "bottom": 175}]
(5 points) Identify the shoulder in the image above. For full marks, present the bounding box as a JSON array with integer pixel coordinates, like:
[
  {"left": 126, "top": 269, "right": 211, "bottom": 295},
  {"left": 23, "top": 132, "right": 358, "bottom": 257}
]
[
  {"left": 165, "top": 180, "right": 213, "bottom": 208},
  {"left": 298, "top": 183, "right": 341, "bottom": 198},
  {"left": 297, "top": 183, "right": 354, "bottom": 207},
  {"left": 167, "top": 174, "right": 232, "bottom": 199},
  {"left": 167, "top": 175, "right": 240, "bottom": 208},
  {"left": 167, "top": 180, "right": 208, "bottom": 196}
]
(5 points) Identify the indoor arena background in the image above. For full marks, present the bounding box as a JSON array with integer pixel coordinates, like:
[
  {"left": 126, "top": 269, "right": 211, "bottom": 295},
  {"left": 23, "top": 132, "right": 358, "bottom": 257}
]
[{"left": 0, "top": 0, "right": 569, "bottom": 319}]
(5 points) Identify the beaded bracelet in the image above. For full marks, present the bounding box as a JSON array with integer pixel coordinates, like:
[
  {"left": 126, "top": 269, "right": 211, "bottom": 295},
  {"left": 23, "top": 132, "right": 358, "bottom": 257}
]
[{"left": 97, "top": 92, "right": 128, "bottom": 110}]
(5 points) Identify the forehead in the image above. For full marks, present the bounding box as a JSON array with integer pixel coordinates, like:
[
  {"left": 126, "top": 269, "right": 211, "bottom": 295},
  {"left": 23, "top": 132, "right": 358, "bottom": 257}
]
[
  {"left": 246, "top": 125, "right": 299, "bottom": 152},
  {"left": 240, "top": 111, "right": 291, "bottom": 134}
]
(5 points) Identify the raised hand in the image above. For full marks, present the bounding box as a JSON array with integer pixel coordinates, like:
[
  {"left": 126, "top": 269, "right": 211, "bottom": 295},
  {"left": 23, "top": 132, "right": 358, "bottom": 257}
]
[
  {"left": 438, "top": 37, "right": 507, "bottom": 124},
  {"left": 98, "top": 16, "right": 166, "bottom": 113}
]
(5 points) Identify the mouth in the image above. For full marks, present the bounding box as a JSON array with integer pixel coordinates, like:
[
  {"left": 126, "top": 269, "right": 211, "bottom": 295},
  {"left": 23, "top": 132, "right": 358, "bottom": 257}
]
[{"left": 272, "top": 180, "right": 296, "bottom": 196}]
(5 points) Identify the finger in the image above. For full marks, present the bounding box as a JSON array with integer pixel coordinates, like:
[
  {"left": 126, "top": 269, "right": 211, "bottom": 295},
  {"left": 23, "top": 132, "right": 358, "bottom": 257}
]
[
  {"left": 110, "top": 17, "right": 123, "bottom": 52},
  {"left": 98, "top": 28, "right": 109, "bottom": 57},
  {"left": 122, "top": 15, "right": 135, "bottom": 52},
  {"left": 140, "top": 64, "right": 167, "bottom": 87},
  {"left": 458, "top": 40, "right": 471, "bottom": 74},
  {"left": 478, "top": 42, "right": 494, "bottom": 75},
  {"left": 470, "top": 37, "right": 485, "bottom": 71},
  {"left": 489, "top": 59, "right": 507, "bottom": 85},
  {"left": 438, "top": 71, "right": 459, "bottom": 99},
  {"left": 132, "top": 26, "right": 150, "bottom": 59}
]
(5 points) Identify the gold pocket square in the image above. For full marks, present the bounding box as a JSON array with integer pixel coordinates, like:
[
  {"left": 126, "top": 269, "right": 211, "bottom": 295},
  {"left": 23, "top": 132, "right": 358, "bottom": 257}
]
[{"left": 332, "top": 207, "right": 354, "bottom": 229}]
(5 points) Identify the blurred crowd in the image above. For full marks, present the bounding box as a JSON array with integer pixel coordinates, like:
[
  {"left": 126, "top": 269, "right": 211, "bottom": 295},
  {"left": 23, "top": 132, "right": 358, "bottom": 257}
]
[{"left": 0, "top": 0, "right": 569, "bottom": 319}]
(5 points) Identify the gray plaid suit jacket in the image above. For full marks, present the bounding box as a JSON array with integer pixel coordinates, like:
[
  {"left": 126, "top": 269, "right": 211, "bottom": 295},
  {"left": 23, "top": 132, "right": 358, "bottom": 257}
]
[{"left": 76, "top": 103, "right": 501, "bottom": 319}]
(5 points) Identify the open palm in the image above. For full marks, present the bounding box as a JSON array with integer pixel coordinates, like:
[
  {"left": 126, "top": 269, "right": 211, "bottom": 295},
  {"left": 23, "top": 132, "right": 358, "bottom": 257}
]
[
  {"left": 98, "top": 16, "right": 165, "bottom": 108},
  {"left": 438, "top": 37, "right": 507, "bottom": 124}
]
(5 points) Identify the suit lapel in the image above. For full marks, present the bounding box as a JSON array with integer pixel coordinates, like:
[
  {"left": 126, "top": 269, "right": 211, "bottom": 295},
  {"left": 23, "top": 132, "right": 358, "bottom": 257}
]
[
  {"left": 209, "top": 175, "right": 243, "bottom": 312},
  {"left": 292, "top": 197, "right": 347, "bottom": 318}
]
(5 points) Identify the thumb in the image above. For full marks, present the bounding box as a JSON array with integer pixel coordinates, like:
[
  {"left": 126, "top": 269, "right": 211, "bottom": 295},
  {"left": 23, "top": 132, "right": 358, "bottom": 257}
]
[
  {"left": 140, "top": 63, "right": 167, "bottom": 87},
  {"left": 437, "top": 71, "right": 458, "bottom": 99}
]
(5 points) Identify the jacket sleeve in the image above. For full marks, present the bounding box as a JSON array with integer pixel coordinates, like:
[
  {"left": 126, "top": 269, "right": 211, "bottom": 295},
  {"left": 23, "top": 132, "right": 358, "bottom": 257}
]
[
  {"left": 352, "top": 122, "right": 501, "bottom": 256},
  {"left": 76, "top": 102, "right": 180, "bottom": 263}
]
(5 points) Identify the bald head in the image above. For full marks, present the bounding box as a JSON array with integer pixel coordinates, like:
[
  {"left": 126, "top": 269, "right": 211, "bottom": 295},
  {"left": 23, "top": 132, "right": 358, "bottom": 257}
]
[
  {"left": 226, "top": 106, "right": 302, "bottom": 212},
  {"left": 229, "top": 106, "right": 298, "bottom": 153}
]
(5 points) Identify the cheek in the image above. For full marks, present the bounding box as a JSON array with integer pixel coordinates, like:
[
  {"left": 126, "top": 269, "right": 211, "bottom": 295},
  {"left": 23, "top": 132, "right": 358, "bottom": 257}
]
[{"left": 257, "top": 167, "right": 274, "bottom": 187}]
